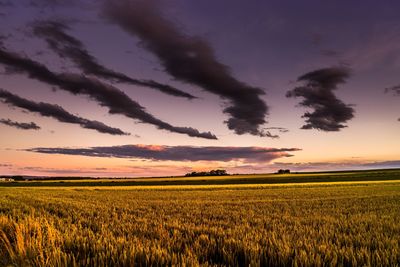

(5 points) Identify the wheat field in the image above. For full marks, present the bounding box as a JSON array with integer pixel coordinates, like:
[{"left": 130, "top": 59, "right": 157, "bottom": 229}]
[{"left": 1, "top": 181, "right": 400, "bottom": 266}]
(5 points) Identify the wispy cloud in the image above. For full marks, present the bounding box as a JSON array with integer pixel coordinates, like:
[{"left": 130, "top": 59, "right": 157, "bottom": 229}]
[
  {"left": 0, "top": 118, "right": 40, "bottom": 130},
  {"left": 0, "top": 47, "right": 217, "bottom": 139},
  {"left": 264, "top": 127, "right": 289, "bottom": 133},
  {"left": 287, "top": 66, "right": 355, "bottom": 131},
  {"left": 10, "top": 164, "right": 193, "bottom": 177},
  {"left": 273, "top": 160, "right": 400, "bottom": 172},
  {"left": 18, "top": 166, "right": 108, "bottom": 175},
  {"left": 104, "top": 0, "right": 271, "bottom": 137},
  {"left": 32, "top": 20, "right": 197, "bottom": 100},
  {"left": 0, "top": 163, "right": 12, "bottom": 167},
  {"left": 344, "top": 25, "right": 400, "bottom": 70},
  {"left": 0, "top": 89, "right": 129, "bottom": 135},
  {"left": 385, "top": 84, "right": 400, "bottom": 121},
  {"left": 27, "top": 144, "right": 301, "bottom": 163},
  {"left": 385, "top": 85, "right": 400, "bottom": 95}
]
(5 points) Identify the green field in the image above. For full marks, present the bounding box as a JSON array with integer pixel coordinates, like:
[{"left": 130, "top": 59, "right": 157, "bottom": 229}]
[
  {"left": 1, "top": 168, "right": 400, "bottom": 187},
  {"left": 1, "top": 170, "right": 400, "bottom": 266}
]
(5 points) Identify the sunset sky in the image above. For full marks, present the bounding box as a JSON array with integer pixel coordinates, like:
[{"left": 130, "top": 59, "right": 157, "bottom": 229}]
[{"left": 0, "top": 0, "right": 399, "bottom": 177}]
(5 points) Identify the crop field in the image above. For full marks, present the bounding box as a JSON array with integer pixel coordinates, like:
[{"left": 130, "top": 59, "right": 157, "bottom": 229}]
[
  {"left": 2, "top": 168, "right": 400, "bottom": 187},
  {"left": 1, "top": 171, "right": 400, "bottom": 266}
]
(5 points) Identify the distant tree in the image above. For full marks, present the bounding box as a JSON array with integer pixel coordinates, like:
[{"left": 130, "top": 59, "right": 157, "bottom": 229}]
[
  {"left": 12, "top": 176, "right": 25, "bottom": 181},
  {"left": 215, "top": 169, "right": 227, "bottom": 176},
  {"left": 185, "top": 169, "right": 228, "bottom": 177},
  {"left": 277, "top": 169, "right": 290, "bottom": 174}
]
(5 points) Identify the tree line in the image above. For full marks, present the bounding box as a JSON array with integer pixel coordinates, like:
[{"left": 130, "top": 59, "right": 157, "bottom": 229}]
[{"left": 185, "top": 169, "right": 228, "bottom": 177}]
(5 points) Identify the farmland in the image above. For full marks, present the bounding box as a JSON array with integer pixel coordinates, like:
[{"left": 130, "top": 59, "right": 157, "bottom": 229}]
[
  {"left": 1, "top": 170, "right": 400, "bottom": 266},
  {"left": 1, "top": 168, "right": 400, "bottom": 187}
]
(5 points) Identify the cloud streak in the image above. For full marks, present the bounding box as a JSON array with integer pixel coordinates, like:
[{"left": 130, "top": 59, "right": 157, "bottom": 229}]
[
  {"left": 0, "top": 163, "right": 12, "bottom": 167},
  {"left": 27, "top": 144, "right": 301, "bottom": 163},
  {"left": 0, "top": 89, "right": 129, "bottom": 135},
  {"left": 286, "top": 66, "right": 355, "bottom": 131},
  {"left": 32, "top": 20, "right": 197, "bottom": 100},
  {"left": 0, "top": 47, "right": 217, "bottom": 139},
  {"left": 273, "top": 160, "right": 400, "bottom": 172},
  {"left": 265, "top": 127, "right": 289, "bottom": 133},
  {"left": 0, "top": 118, "right": 40, "bottom": 130},
  {"left": 104, "top": 0, "right": 270, "bottom": 137}
]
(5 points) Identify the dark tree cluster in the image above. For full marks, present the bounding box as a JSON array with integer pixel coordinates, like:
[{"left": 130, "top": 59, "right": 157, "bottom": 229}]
[
  {"left": 277, "top": 169, "right": 291, "bottom": 174},
  {"left": 185, "top": 169, "right": 228, "bottom": 177}
]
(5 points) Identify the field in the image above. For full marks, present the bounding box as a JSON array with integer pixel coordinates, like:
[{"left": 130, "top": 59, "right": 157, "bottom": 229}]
[
  {"left": 1, "top": 170, "right": 400, "bottom": 266},
  {"left": 2, "top": 168, "right": 400, "bottom": 187}
]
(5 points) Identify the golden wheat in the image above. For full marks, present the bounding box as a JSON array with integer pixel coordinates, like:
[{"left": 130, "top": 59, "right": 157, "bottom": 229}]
[{"left": 0, "top": 182, "right": 399, "bottom": 266}]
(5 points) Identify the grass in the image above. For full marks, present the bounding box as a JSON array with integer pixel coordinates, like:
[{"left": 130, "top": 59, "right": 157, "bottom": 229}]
[{"left": 0, "top": 171, "right": 400, "bottom": 266}]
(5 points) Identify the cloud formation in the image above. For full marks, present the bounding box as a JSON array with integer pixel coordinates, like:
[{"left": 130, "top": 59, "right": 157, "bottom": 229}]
[
  {"left": 0, "top": 118, "right": 40, "bottom": 130},
  {"left": 104, "top": 0, "right": 270, "bottom": 137},
  {"left": 0, "top": 47, "right": 217, "bottom": 139},
  {"left": 286, "top": 67, "right": 355, "bottom": 131},
  {"left": 32, "top": 20, "right": 197, "bottom": 100},
  {"left": 27, "top": 144, "right": 300, "bottom": 163},
  {"left": 385, "top": 85, "right": 400, "bottom": 95},
  {"left": 0, "top": 89, "right": 129, "bottom": 135}
]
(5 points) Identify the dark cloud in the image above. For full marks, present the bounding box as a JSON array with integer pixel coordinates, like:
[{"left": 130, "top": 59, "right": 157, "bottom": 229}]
[
  {"left": 27, "top": 144, "right": 301, "bottom": 163},
  {"left": 32, "top": 20, "right": 197, "bottom": 100},
  {"left": 0, "top": 118, "right": 40, "bottom": 130},
  {"left": 0, "top": 89, "right": 129, "bottom": 135},
  {"left": 385, "top": 85, "right": 400, "bottom": 95},
  {"left": 0, "top": 47, "right": 217, "bottom": 139},
  {"left": 104, "top": 0, "right": 270, "bottom": 137},
  {"left": 286, "top": 66, "right": 355, "bottom": 131}
]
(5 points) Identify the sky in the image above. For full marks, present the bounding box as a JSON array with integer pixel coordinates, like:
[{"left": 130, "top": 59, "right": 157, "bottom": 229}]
[{"left": 0, "top": 0, "right": 399, "bottom": 177}]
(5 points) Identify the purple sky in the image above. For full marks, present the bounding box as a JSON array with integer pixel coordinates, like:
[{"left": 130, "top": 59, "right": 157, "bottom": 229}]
[{"left": 0, "top": 0, "right": 399, "bottom": 177}]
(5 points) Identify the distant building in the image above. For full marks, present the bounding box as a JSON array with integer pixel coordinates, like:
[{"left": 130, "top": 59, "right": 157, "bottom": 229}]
[{"left": 0, "top": 177, "right": 14, "bottom": 182}]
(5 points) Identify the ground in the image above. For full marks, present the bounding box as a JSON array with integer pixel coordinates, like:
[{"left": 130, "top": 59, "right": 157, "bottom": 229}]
[{"left": 1, "top": 170, "right": 400, "bottom": 266}]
